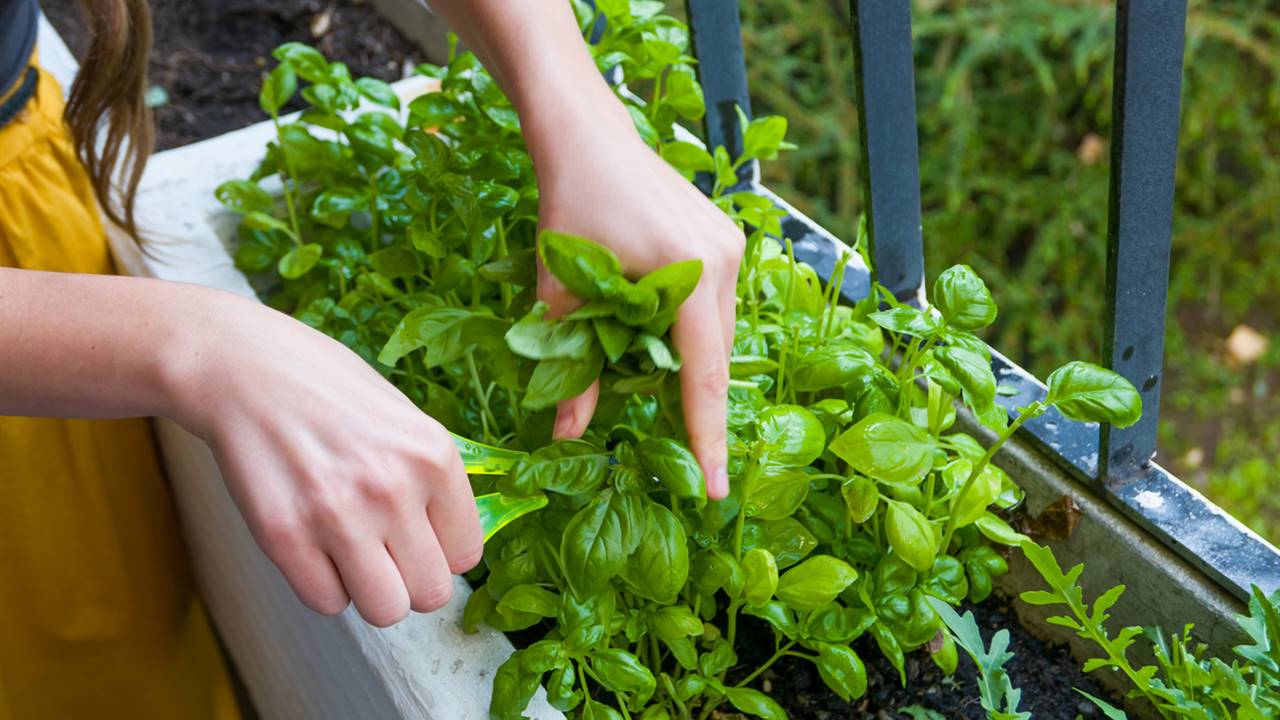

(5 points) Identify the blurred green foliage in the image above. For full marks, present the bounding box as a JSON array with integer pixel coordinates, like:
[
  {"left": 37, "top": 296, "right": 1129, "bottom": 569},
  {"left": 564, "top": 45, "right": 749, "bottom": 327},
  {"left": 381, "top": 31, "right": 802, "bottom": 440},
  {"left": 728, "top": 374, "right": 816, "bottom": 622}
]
[{"left": 677, "top": 0, "right": 1280, "bottom": 541}]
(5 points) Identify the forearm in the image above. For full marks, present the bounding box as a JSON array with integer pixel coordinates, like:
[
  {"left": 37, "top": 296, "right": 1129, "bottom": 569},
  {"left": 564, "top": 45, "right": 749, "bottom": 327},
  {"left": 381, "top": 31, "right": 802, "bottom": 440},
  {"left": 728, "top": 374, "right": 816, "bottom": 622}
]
[
  {"left": 0, "top": 268, "right": 204, "bottom": 421},
  {"left": 427, "top": 0, "right": 633, "bottom": 164}
]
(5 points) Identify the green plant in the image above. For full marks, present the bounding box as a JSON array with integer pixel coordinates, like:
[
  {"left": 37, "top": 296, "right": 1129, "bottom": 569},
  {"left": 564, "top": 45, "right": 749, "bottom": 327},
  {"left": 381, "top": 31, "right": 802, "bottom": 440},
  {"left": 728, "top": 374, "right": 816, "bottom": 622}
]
[
  {"left": 931, "top": 539, "right": 1280, "bottom": 720},
  {"left": 717, "top": 0, "right": 1280, "bottom": 545},
  {"left": 216, "top": 2, "right": 1143, "bottom": 717}
]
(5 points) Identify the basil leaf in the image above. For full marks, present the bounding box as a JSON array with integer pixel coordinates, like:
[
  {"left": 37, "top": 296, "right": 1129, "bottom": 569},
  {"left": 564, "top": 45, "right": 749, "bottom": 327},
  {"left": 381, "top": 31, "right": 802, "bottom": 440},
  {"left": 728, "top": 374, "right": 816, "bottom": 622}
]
[
  {"left": 490, "top": 652, "right": 540, "bottom": 720},
  {"left": 506, "top": 302, "right": 597, "bottom": 360},
  {"left": 560, "top": 489, "right": 629, "bottom": 597},
  {"left": 497, "top": 584, "right": 560, "bottom": 619},
  {"left": 259, "top": 63, "right": 298, "bottom": 115},
  {"left": 1045, "top": 361, "right": 1142, "bottom": 427},
  {"left": 933, "top": 264, "right": 997, "bottom": 331},
  {"left": 743, "top": 601, "right": 798, "bottom": 638},
  {"left": 742, "top": 548, "right": 779, "bottom": 607},
  {"left": 943, "top": 459, "right": 1003, "bottom": 530},
  {"left": 523, "top": 347, "right": 604, "bottom": 410},
  {"left": 636, "top": 259, "right": 703, "bottom": 336},
  {"left": 815, "top": 642, "right": 868, "bottom": 702},
  {"left": 635, "top": 438, "right": 705, "bottom": 499},
  {"left": 745, "top": 465, "right": 811, "bottom": 521},
  {"left": 790, "top": 342, "right": 876, "bottom": 391},
  {"left": 368, "top": 246, "right": 422, "bottom": 279},
  {"left": 933, "top": 344, "right": 997, "bottom": 410},
  {"left": 546, "top": 665, "right": 582, "bottom": 711},
  {"left": 278, "top": 243, "right": 322, "bottom": 279},
  {"left": 869, "top": 306, "right": 942, "bottom": 337},
  {"left": 886, "top": 500, "right": 939, "bottom": 572},
  {"left": 742, "top": 517, "right": 818, "bottom": 569},
  {"left": 636, "top": 332, "right": 682, "bottom": 371},
  {"left": 841, "top": 475, "right": 880, "bottom": 523},
  {"left": 539, "top": 230, "right": 624, "bottom": 301},
  {"left": 775, "top": 554, "right": 858, "bottom": 611},
  {"left": 723, "top": 687, "right": 786, "bottom": 720},
  {"left": 355, "top": 76, "right": 399, "bottom": 109},
  {"left": 501, "top": 440, "right": 610, "bottom": 496},
  {"left": 216, "top": 179, "right": 274, "bottom": 215},
  {"left": 620, "top": 503, "right": 689, "bottom": 604},
  {"left": 830, "top": 413, "right": 936, "bottom": 486},
  {"left": 758, "top": 404, "right": 826, "bottom": 467},
  {"left": 590, "top": 648, "right": 656, "bottom": 701},
  {"left": 660, "top": 140, "right": 715, "bottom": 179},
  {"left": 593, "top": 317, "right": 635, "bottom": 363}
]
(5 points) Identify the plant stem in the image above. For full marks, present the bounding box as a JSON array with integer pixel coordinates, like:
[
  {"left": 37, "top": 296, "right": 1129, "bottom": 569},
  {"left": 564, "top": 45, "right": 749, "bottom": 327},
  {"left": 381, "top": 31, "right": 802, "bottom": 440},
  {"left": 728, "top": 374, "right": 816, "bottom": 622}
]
[
  {"left": 940, "top": 400, "right": 1043, "bottom": 550},
  {"left": 734, "top": 639, "right": 798, "bottom": 688},
  {"left": 270, "top": 110, "right": 305, "bottom": 245}
]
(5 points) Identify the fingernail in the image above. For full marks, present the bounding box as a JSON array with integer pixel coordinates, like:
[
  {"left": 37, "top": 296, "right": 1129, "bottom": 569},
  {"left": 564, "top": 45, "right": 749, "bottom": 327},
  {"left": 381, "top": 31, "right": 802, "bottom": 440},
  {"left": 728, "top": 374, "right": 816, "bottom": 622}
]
[{"left": 709, "top": 465, "right": 729, "bottom": 500}]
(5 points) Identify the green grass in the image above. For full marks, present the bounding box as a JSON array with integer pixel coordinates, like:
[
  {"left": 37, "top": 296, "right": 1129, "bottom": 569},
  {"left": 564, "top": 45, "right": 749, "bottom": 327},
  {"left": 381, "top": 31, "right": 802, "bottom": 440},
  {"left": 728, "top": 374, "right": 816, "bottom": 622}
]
[{"left": 685, "top": 0, "right": 1280, "bottom": 542}]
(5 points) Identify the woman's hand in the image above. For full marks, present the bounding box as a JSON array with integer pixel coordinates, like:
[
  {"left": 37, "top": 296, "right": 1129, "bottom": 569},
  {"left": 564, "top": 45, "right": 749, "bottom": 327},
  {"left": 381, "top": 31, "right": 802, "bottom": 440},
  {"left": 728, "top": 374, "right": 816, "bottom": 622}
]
[
  {"left": 526, "top": 99, "right": 743, "bottom": 500},
  {"left": 166, "top": 290, "right": 482, "bottom": 627}
]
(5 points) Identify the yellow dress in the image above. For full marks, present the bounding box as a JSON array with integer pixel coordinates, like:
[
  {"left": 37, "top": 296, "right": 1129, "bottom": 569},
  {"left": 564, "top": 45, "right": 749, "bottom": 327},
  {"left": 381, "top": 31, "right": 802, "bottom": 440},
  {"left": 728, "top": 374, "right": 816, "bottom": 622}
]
[{"left": 0, "top": 63, "right": 241, "bottom": 719}]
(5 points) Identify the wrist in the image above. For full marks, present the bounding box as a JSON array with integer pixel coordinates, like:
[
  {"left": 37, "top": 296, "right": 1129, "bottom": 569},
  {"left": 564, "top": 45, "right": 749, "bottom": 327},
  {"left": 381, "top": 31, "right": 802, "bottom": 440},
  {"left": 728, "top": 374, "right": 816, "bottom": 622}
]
[{"left": 150, "top": 285, "right": 239, "bottom": 438}]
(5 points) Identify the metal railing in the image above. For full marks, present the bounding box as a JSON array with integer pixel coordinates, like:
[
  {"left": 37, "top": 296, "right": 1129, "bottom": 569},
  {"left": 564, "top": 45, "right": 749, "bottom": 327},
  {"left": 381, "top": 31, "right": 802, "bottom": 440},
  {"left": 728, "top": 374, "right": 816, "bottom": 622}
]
[{"left": 684, "top": 0, "right": 1280, "bottom": 600}]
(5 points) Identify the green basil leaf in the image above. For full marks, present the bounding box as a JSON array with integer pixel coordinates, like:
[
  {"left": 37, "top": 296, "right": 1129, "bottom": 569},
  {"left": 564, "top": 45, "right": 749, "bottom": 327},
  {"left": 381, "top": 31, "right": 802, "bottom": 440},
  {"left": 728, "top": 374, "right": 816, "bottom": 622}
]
[
  {"left": 933, "top": 345, "right": 996, "bottom": 409},
  {"left": 841, "top": 475, "right": 880, "bottom": 523},
  {"left": 933, "top": 264, "right": 997, "bottom": 331},
  {"left": 743, "top": 548, "right": 779, "bottom": 607},
  {"left": 368, "top": 246, "right": 422, "bottom": 279},
  {"left": 582, "top": 699, "right": 624, "bottom": 720},
  {"left": 560, "top": 489, "right": 630, "bottom": 597},
  {"left": 501, "top": 440, "right": 610, "bottom": 496},
  {"left": 790, "top": 342, "right": 876, "bottom": 391},
  {"left": 546, "top": 665, "right": 582, "bottom": 711},
  {"left": 743, "top": 601, "right": 798, "bottom": 638},
  {"left": 742, "top": 517, "right": 818, "bottom": 569},
  {"left": 259, "top": 63, "right": 298, "bottom": 115},
  {"left": 523, "top": 348, "right": 604, "bottom": 410},
  {"left": 355, "top": 76, "right": 399, "bottom": 109},
  {"left": 620, "top": 502, "right": 689, "bottom": 604},
  {"left": 539, "top": 230, "right": 624, "bottom": 301},
  {"left": 1045, "top": 361, "right": 1142, "bottom": 427},
  {"left": 830, "top": 413, "right": 936, "bottom": 486},
  {"left": 593, "top": 317, "right": 635, "bottom": 363},
  {"left": 490, "top": 652, "right": 540, "bottom": 720},
  {"left": 278, "top": 243, "right": 322, "bottom": 279},
  {"left": 273, "top": 42, "right": 328, "bottom": 82},
  {"left": 244, "top": 210, "right": 295, "bottom": 237},
  {"left": 216, "top": 179, "right": 274, "bottom": 215},
  {"left": 590, "top": 648, "right": 656, "bottom": 700},
  {"left": 636, "top": 332, "right": 682, "bottom": 371},
  {"left": 815, "top": 642, "right": 868, "bottom": 702},
  {"left": 723, "top": 687, "right": 786, "bottom": 720},
  {"left": 691, "top": 547, "right": 744, "bottom": 597},
  {"left": 506, "top": 302, "right": 597, "bottom": 360},
  {"left": 942, "top": 459, "right": 1003, "bottom": 530},
  {"left": 636, "top": 259, "right": 703, "bottom": 336},
  {"left": 930, "top": 632, "right": 959, "bottom": 675},
  {"left": 378, "top": 307, "right": 496, "bottom": 368},
  {"left": 407, "top": 92, "right": 464, "bottom": 128},
  {"left": 497, "top": 584, "right": 560, "bottom": 619},
  {"left": 775, "top": 554, "right": 858, "bottom": 611},
  {"left": 924, "top": 555, "right": 969, "bottom": 606},
  {"left": 871, "top": 622, "right": 907, "bottom": 686},
  {"left": 975, "top": 512, "right": 1032, "bottom": 547},
  {"left": 663, "top": 66, "right": 706, "bottom": 120},
  {"left": 743, "top": 115, "right": 789, "bottom": 161},
  {"left": 806, "top": 605, "right": 876, "bottom": 643},
  {"left": 635, "top": 438, "right": 705, "bottom": 499},
  {"left": 660, "top": 140, "right": 715, "bottom": 179},
  {"left": 869, "top": 307, "right": 942, "bottom": 337},
  {"left": 745, "top": 465, "right": 811, "bottom": 521},
  {"left": 758, "top": 404, "right": 826, "bottom": 467},
  {"left": 886, "top": 500, "right": 938, "bottom": 572}
]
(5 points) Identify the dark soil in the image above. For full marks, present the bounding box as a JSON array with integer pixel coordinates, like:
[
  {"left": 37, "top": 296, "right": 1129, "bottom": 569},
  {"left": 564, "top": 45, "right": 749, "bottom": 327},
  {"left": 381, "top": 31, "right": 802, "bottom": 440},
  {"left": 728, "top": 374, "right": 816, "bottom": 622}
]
[
  {"left": 730, "top": 595, "right": 1116, "bottom": 720},
  {"left": 39, "top": 0, "right": 422, "bottom": 149}
]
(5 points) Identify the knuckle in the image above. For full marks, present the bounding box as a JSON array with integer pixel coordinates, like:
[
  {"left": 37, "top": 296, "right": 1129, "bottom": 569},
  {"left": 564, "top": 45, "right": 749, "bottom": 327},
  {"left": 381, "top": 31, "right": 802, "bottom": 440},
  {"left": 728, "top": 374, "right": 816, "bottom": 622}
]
[
  {"left": 360, "top": 474, "right": 413, "bottom": 509},
  {"left": 448, "top": 541, "right": 484, "bottom": 575},
  {"left": 256, "top": 513, "right": 304, "bottom": 556},
  {"left": 412, "top": 581, "right": 455, "bottom": 613},
  {"left": 688, "top": 358, "right": 730, "bottom": 400}
]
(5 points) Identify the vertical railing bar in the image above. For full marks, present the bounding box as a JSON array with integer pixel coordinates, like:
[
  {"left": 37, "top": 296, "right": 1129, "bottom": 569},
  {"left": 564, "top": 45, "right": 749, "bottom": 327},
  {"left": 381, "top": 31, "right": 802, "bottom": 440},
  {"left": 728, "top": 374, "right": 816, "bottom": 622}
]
[
  {"left": 848, "top": 0, "right": 925, "bottom": 303},
  {"left": 685, "top": 0, "right": 755, "bottom": 186},
  {"left": 1100, "top": 0, "right": 1187, "bottom": 480}
]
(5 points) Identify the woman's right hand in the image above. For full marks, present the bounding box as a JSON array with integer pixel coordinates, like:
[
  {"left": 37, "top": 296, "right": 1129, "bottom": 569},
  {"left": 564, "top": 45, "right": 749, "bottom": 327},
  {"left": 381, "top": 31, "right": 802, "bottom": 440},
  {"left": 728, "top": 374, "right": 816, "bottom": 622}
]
[{"left": 164, "top": 288, "right": 482, "bottom": 628}]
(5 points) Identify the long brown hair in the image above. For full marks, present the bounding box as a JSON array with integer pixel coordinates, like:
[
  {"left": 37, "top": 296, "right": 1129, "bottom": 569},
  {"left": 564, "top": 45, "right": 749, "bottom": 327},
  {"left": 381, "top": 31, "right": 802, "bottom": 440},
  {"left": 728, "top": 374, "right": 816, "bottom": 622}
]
[{"left": 63, "top": 0, "right": 154, "bottom": 239}]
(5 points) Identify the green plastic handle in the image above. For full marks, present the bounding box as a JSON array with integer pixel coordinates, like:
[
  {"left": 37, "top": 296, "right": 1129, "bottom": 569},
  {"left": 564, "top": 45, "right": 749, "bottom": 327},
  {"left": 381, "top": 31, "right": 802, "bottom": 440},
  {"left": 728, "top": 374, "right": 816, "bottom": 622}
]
[
  {"left": 452, "top": 432, "right": 527, "bottom": 475},
  {"left": 475, "top": 492, "right": 548, "bottom": 543}
]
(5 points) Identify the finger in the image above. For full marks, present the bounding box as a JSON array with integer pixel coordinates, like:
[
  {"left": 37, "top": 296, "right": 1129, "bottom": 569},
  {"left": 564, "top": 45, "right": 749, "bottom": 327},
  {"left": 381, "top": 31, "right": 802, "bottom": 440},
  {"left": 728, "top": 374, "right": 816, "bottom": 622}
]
[
  {"left": 537, "top": 261, "right": 582, "bottom": 317},
  {"left": 554, "top": 380, "right": 599, "bottom": 439},
  {"left": 672, "top": 287, "right": 731, "bottom": 500},
  {"left": 718, "top": 277, "right": 738, "bottom": 360},
  {"left": 386, "top": 516, "right": 455, "bottom": 614},
  {"left": 271, "top": 544, "right": 351, "bottom": 616},
  {"left": 330, "top": 541, "right": 411, "bottom": 627},
  {"left": 425, "top": 450, "right": 484, "bottom": 574}
]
